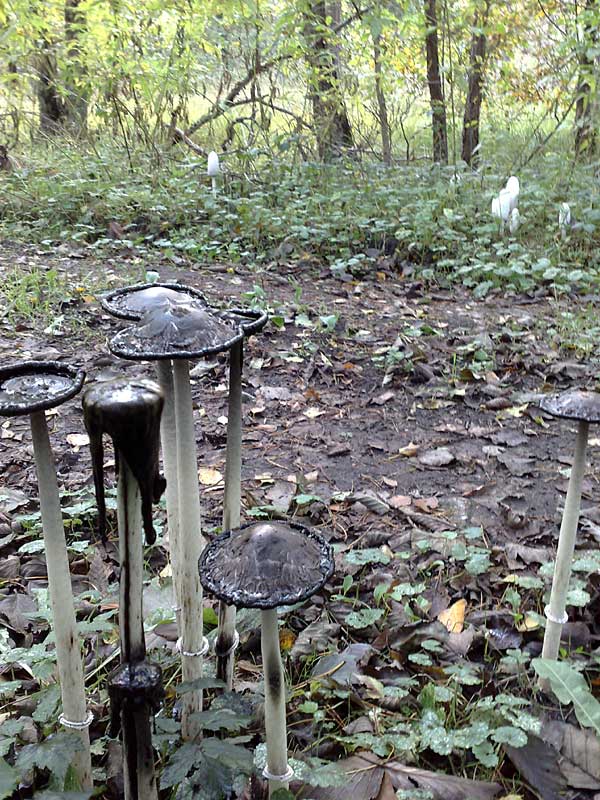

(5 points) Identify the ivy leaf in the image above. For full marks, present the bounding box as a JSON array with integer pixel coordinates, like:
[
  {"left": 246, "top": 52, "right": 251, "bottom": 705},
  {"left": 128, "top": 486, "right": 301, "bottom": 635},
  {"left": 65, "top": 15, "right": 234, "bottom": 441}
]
[
  {"left": 161, "top": 743, "right": 201, "bottom": 788},
  {"left": 176, "top": 677, "right": 226, "bottom": 695},
  {"left": 345, "top": 608, "right": 383, "bottom": 629},
  {"left": 190, "top": 708, "right": 251, "bottom": 732},
  {"left": 490, "top": 726, "right": 527, "bottom": 747},
  {"left": 33, "top": 685, "right": 61, "bottom": 724},
  {"left": 16, "top": 733, "right": 84, "bottom": 788},
  {"left": 472, "top": 740, "right": 498, "bottom": 768},
  {"left": 345, "top": 548, "right": 390, "bottom": 566},
  {"left": 0, "top": 759, "right": 18, "bottom": 800},
  {"left": 532, "top": 659, "right": 600, "bottom": 735}
]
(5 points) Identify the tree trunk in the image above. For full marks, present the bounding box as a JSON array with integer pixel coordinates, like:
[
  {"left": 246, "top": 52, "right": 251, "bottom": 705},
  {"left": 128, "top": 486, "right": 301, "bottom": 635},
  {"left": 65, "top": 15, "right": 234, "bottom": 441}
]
[
  {"left": 461, "top": 3, "right": 490, "bottom": 166},
  {"left": 37, "top": 36, "right": 66, "bottom": 134},
  {"left": 373, "top": 32, "right": 392, "bottom": 165},
  {"left": 64, "top": 0, "right": 88, "bottom": 134},
  {"left": 423, "top": 0, "right": 448, "bottom": 164},
  {"left": 575, "top": 0, "right": 598, "bottom": 157},
  {"left": 304, "top": 0, "right": 353, "bottom": 161}
]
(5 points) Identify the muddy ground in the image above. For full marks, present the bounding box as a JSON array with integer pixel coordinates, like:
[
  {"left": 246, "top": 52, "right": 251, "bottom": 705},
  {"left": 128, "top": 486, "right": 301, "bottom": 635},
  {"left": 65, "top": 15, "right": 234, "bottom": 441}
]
[{"left": 2, "top": 241, "right": 600, "bottom": 799}]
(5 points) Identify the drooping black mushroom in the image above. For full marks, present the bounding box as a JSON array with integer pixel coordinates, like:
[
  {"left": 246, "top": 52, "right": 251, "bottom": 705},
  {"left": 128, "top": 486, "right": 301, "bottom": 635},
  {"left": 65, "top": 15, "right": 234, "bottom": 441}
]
[
  {"left": 214, "top": 306, "right": 268, "bottom": 690},
  {"left": 0, "top": 361, "right": 92, "bottom": 789},
  {"left": 539, "top": 390, "right": 600, "bottom": 662},
  {"left": 199, "top": 521, "right": 334, "bottom": 797},
  {"left": 109, "top": 300, "right": 244, "bottom": 739},
  {"left": 83, "top": 378, "right": 166, "bottom": 800}
]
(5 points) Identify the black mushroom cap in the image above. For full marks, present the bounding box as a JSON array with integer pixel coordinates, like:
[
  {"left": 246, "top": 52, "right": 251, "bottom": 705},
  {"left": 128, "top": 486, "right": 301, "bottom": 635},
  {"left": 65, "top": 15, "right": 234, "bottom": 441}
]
[
  {"left": 82, "top": 378, "right": 166, "bottom": 544},
  {"left": 109, "top": 300, "right": 244, "bottom": 361},
  {"left": 101, "top": 282, "right": 208, "bottom": 321},
  {"left": 222, "top": 307, "right": 269, "bottom": 337},
  {"left": 0, "top": 360, "right": 85, "bottom": 417},
  {"left": 540, "top": 390, "right": 600, "bottom": 423},
  {"left": 199, "top": 520, "right": 335, "bottom": 609}
]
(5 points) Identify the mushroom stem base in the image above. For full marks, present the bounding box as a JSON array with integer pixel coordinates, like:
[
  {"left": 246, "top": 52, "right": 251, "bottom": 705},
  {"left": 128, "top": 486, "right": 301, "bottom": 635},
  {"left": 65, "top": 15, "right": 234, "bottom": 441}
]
[{"left": 261, "top": 608, "right": 290, "bottom": 797}]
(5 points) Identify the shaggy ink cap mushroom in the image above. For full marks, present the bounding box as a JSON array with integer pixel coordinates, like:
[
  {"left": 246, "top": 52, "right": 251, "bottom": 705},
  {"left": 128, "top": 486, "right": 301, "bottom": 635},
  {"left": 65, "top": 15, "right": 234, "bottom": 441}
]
[
  {"left": 82, "top": 378, "right": 166, "bottom": 545},
  {"left": 538, "top": 388, "right": 600, "bottom": 668},
  {"left": 540, "top": 389, "right": 600, "bottom": 422},
  {"left": 101, "top": 282, "right": 208, "bottom": 321},
  {"left": 0, "top": 360, "right": 85, "bottom": 417},
  {"left": 109, "top": 301, "right": 244, "bottom": 361},
  {"left": 108, "top": 661, "right": 165, "bottom": 738},
  {"left": 199, "top": 520, "right": 334, "bottom": 609}
]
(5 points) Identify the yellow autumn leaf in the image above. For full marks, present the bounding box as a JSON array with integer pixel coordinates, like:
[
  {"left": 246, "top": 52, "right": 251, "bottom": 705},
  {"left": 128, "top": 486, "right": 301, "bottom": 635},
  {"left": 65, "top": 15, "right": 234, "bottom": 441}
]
[
  {"left": 438, "top": 599, "right": 467, "bottom": 633},
  {"left": 279, "top": 628, "right": 296, "bottom": 651},
  {"left": 516, "top": 613, "right": 540, "bottom": 632},
  {"left": 198, "top": 467, "right": 223, "bottom": 486}
]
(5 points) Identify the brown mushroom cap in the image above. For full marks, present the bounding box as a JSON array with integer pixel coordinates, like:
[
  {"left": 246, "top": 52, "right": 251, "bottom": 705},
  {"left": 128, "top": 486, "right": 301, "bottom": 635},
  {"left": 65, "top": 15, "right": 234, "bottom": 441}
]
[
  {"left": 540, "top": 390, "right": 600, "bottom": 423},
  {"left": 199, "top": 520, "right": 334, "bottom": 609},
  {"left": 0, "top": 360, "right": 85, "bottom": 417},
  {"left": 101, "top": 283, "right": 208, "bottom": 321},
  {"left": 109, "top": 301, "right": 244, "bottom": 361}
]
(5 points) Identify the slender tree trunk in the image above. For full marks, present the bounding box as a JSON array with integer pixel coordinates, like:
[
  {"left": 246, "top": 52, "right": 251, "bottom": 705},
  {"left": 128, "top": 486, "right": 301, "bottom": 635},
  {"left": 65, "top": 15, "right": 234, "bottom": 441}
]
[
  {"left": 304, "top": 0, "right": 353, "bottom": 160},
  {"left": 575, "top": 0, "right": 598, "bottom": 157},
  {"left": 461, "top": 3, "right": 490, "bottom": 166},
  {"left": 373, "top": 32, "right": 391, "bottom": 165},
  {"left": 37, "top": 36, "right": 66, "bottom": 133},
  {"left": 423, "top": 0, "right": 448, "bottom": 163},
  {"left": 64, "top": 0, "right": 88, "bottom": 134}
]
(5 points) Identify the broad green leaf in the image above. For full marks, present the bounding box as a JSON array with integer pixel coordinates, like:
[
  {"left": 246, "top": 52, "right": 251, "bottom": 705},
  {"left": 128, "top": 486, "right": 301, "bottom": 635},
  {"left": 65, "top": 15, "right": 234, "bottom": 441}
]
[
  {"left": 0, "top": 759, "right": 18, "bottom": 800},
  {"left": 532, "top": 659, "right": 600, "bottom": 734},
  {"left": 16, "top": 733, "right": 84, "bottom": 788},
  {"left": 345, "top": 608, "right": 383, "bottom": 629}
]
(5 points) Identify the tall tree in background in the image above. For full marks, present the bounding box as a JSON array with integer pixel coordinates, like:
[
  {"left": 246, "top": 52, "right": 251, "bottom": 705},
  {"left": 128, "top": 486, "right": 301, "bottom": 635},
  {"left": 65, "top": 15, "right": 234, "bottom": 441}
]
[
  {"left": 37, "top": 33, "right": 66, "bottom": 133},
  {"left": 574, "top": 0, "right": 598, "bottom": 156},
  {"left": 304, "top": 0, "right": 353, "bottom": 160},
  {"left": 64, "top": 0, "right": 88, "bottom": 133},
  {"left": 461, "top": 0, "right": 491, "bottom": 166},
  {"left": 373, "top": 26, "right": 392, "bottom": 164},
  {"left": 423, "top": 0, "right": 448, "bottom": 163}
]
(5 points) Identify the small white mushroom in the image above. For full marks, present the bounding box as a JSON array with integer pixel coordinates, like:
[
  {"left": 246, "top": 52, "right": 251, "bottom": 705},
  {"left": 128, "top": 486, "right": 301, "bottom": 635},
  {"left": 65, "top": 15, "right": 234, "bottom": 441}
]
[
  {"left": 559, "top": 203, "right": 572, "bottom": 240},
  {"left": 508, "top": 207, "right": 520, "bottom": 234},
  {"left": 207, "top": 151, "right": 220, "bottom": 197}
]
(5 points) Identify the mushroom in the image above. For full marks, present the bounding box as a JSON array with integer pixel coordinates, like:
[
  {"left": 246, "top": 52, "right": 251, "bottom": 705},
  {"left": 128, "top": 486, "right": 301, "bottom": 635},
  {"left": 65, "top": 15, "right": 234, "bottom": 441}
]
[
  {"left": 539, "top": 390, "right": 600, "bottom": 663},
  {"left": 199, "top": 521, "right": 334, "bottom": 797},
  {"left": 207, "top": 150, "right": 220, "bottom": 197},
  {"left": 83, "top": 378, "right": 166, "bottom": 800},
  {"left": 109, "top": 299, "right": 244, "bottom": 738},
  {"left": 559, "top": 202, "right": 572, "bottom": 240},
  {"left": 0, "top": 360, "right": 92, "bottom": 789},
  {"left": 102, "top": 283, "right": 209, "bottom": 612},
  {"left": 215, "top": 307, "right": 268, "bottom": 690}
]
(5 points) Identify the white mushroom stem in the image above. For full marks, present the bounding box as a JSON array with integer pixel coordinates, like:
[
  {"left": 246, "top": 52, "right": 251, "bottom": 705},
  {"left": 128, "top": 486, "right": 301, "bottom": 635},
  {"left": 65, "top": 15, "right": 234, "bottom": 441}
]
[
  {"left": 211, "top": 177, "right": 217, "bottom": 197},
  {"left": 216, "top": 340, "right": 243, "bottom": 689},
  {"left": 172, "top": 359, "right": 206, "bottom": 739},
  {"left": 261, "top": 608, "right": 292, "bottom": 797},
  {"left": 116, "top": 458, "right": 158, "bottom": 800},
  {"left": 29, "top": 410, "right": 92, "bottom": 791},
  {"left": 541, "top": 419, "right": 589, "bottom": 663},
  {"left": 155, "top": 361, "right": 182, "bottom": 622}
]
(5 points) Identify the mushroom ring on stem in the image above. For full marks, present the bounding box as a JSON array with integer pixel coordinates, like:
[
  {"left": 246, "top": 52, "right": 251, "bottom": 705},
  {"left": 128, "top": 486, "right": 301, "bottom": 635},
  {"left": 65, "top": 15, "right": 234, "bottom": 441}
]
[
  {"left": 109, "top": 299, "right": 244, "bottom": 739},
  {"left": 539, "top": 389, "right": 600, "bottom": 666},
  {"left": 199, "top": 520, "right": 334, "bottom": 797},
  {"left": 0, "top": 360, "right": 92, "bottom": 790},
  {"left": 83, "top": 378, "right": 166, "bottom": 800}
]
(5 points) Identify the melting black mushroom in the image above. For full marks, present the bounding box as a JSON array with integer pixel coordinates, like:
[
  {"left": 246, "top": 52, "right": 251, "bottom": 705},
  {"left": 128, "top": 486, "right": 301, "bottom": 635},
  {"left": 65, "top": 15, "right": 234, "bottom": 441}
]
[
  {"left": 82, "top": 379, "right": 165, "bottom": 544},
  {"left": 101, "top": 282, "right": 208, "bottom": 321}
]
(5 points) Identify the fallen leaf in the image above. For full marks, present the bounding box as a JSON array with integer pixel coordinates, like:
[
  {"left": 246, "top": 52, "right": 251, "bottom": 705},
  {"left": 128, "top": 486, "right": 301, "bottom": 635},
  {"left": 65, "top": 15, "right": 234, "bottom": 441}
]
[
  {"left": 389, "top": 495, "right": 412, "bottom": 509},
  {"left": 66, "top": 433, "right": 90, "bottom": 452},
  {"left": 199, "top": 467, "right": 223, "bottom": 486},
  {"left": 418, "top": 447, "right": 455, "bottom": 467},
  {"left": 438, "top": 599, "right": 467, "bottom": 633},
  {"left": 398, "top": 442, "right": 419, "bottom": 457}
]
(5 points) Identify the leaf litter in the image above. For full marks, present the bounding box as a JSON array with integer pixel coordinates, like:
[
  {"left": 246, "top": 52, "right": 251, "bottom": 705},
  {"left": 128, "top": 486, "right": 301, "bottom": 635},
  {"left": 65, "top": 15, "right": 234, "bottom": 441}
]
[{"left": 1, "top": 242, "right": 600, "bottom": 797}]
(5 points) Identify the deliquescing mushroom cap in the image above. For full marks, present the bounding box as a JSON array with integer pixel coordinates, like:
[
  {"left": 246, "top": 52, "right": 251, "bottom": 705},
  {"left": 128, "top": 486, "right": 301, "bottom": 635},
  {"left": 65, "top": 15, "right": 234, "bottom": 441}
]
[
  {"left": 199, "top": 520, "right": 334, "bottom": 609},
  {"left": 101, "top": 282, "right": 208, "bottom": 321},
  {"left": 109, "top": 300, "right": 245, "bottom": 361},
  {"left": 540, "top": 390, "right": 600, "bottom": 423},
  {"left": 0, "top": 360, "right": 85, "bottom": 417},
  {"left": 82, "top": 378, "right": 166, "bottom": 544}
]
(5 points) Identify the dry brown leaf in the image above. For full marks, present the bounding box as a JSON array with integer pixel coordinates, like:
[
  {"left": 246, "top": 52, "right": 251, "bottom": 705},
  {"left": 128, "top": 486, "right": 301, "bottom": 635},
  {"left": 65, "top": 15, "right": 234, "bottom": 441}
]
[
  {"left": 199, "top": 467, "right": 223, "bottom": 486},
  {"left": 438, "top": 599, "right": 467, "bottom": 633}
]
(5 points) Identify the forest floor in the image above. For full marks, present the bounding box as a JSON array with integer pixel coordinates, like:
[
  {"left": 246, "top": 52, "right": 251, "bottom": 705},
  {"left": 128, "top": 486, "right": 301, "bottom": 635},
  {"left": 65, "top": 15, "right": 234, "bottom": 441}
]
[{"left": 1, "top": 240, "right": 600, "bottom": 800}]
